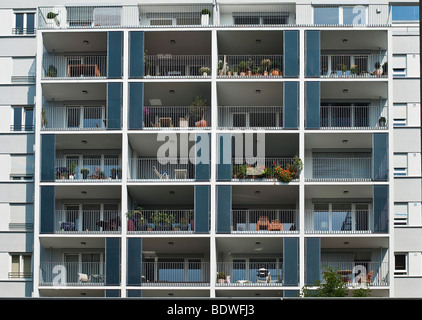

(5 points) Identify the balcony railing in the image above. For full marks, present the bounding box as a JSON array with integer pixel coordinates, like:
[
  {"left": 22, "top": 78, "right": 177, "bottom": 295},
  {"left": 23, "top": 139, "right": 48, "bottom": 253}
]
[
  {"left": 216, "top": 261, "right": 283, "bottom": 286},
  {"left": 129, "top": 158, "right": 195, "bottom": 181},
  {"left": 127, "top": 209, "right": 194, "bottom": 233},
  {"left": 321, "top": 54, "right": 387, "bottom": 78},
  {"left": 40, "top": 262, "right": 105, "bottom": 286},
  {"left": 144, "top": 55, "right": 211, "bottom": 77},
  {"left": 231, "top": 210, "right": 298, "bottom": 233},
  {"left": 218, "top": 106, "right": 283, "bottom": 129},
  {"left": 55, "top": 210, "right": 121, "bottom": 233},
  {"left": 306, "top": 157, "right": 372, "bottom": 181},
  {"left": 320, "top": 105, "right": 387, "bottom": 130},
  {"left": 142, "top": 261, "right": 210, "bottom": 286},
  {"left": 232, "top": 157, "right": 298, "bottom": 181},
  {"left": 55, "top": 157, "right": 122, "bottom": 181},
  {"left": 305, "top": 210, "right": 373, "bottom": 234},
  {"left": 42, "top": 107, "right": 106, "bottom": 131},
  {"left": 42, "top": 55, "right": 107, "bottom": 79},
  {"left": 143, "top": 106, "right": 211, "bottom": 129},
  {"left": 320, "top": 262, "right": 389, "bottom": 287},
  {"left": 217, "top": 55, "right": 283, "bottom": 77}
]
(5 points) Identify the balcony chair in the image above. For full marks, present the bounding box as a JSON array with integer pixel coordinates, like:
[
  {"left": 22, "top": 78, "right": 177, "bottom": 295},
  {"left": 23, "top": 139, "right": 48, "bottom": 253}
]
[
  {"left": 256, "top": 216, "right": 270, "bottom": 231},
  {"left": 256, "top": 268, "right": 271, "bottom": 283},
  {"left": 152, "top": 166, "right": 169, "bottom": 179},
  {"left": 360, "top": 270, "right": 373, "bottom": 285},
  {"left": 268, "top": 219, "right": 283, "bottom": 231},
  {"left": 90, "top": 167, "right": 106, "bottom": 179}
]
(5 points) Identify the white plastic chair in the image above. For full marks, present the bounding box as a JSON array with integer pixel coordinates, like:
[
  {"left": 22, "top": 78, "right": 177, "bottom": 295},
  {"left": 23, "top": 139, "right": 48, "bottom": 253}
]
[{"left": 152, "top": 166, "right": 169, "bottom": 179}]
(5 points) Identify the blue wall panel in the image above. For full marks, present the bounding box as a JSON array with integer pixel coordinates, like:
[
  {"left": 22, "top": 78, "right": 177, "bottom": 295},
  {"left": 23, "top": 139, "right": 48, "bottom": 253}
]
[
  {"left": 128, "top": 82, "right": 144, "bottom": 129},
  {"left": 284, "top": 82, "right": 299, "bottom": 128},
  {"left": 127, "top": 238, "right": 142, "bottom": 285},
  {"left": 283, "top": 238, "right": 299, "bottom": 285},
  {"left": 305, "top": 30, "right": 321, "bottom": 77},
  {"left": 129, "top": 31, "right": 144, "bottom": 78},
  {"left": 107, "top": 82, "right": 122, "bottom": 129},
  {"left": 41, "top": 134, "right": 56, "bottom": 182},
  {"left": 40, "top": 186, "right": 55, "bottom": 233},
  {"left": 195, "top": 185, "right": 210, "bottom": 233},
  {"left": 106, "top": 238, "right": 121, "bottom": 286},
  {"left": 217, "top": 186, "right": 232, "bottom": 233},
  {"left": 107, "top": 31, "right": 123, "bottom": 78},
  {"left": 305, "top": 81, "right": 320, "bottom": 129},
  {"left": 284, "top": 30, "right": 299, "bottom": 77},
  {"left": 305, "top": 237, "right": 321, "bottom": 285}
]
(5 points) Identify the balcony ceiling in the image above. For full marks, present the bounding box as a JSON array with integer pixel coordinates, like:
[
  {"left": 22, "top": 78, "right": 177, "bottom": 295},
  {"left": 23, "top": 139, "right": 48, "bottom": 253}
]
[
  {"left": 217, "top": 82, "right": 284, "bottom": 106},
  {"left": 55, "top": 133, "right": 122, "bottom": 150},
  {"left": 217, "top": 237, "right": 283, "bottom": 255},
  {"left": 142, "top": 237, "right": 210, "bottom": 254},
  {"left": 40, "top": 237, "right": 105, "bottom": 249},
  {"left": 305, "top": 184, "right": 373, "bottom": 200},
  {"left": 320, "top": 237, "right": 388, "bottom": 249},
  {"left": 217, "top": 30, "right": 283, "bottom": 55},
  {"left": 232, "top": 185, "right": 298, "bottom": 205},
  {"left": 305, "top": 132, "right": 373, "bottom": 149},
  {"left": 321, "top": 81, "right": 388, "bottom": 100},
  {"left": 42, "top": 83, "right": 106, "bottom": 101},
  {"left": 128, "top": 185, "right": 194, "bottom": 205},
  {"left": 43, "top": 31, "right": 107, "bottom": 53},
  {"left": 146, "top": 31, "right": 211, "bottom": 55},
  {"left": 54, "top": 185, "right": 121, "bottom": 199},
  {"left": 321, "top": 30, "right": 387, "bottom": 51}
]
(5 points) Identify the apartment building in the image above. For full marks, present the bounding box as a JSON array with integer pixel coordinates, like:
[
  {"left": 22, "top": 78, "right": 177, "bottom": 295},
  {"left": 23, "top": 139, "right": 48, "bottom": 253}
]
[{"left": 0, "top": 0, "right": 419, "bottom": 298}]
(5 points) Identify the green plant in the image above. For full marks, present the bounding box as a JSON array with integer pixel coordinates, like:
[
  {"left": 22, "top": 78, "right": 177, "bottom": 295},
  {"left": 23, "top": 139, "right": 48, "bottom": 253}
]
[
  {"left": 47, "top": 12, "right": 58, "bottom": 19},
  {"left": 301, "top": 266, "right": 349, "bottom": 297},
  {"left": 41, "top": 108, "right": 48, "bottom": 127},
  {"left": 199, "top": 66, "right": 210, "bottom": 75},
  {"left": 217, "top": 272, "right": 226, "bottom": 280},
  {"left": 201, "top": 9, "right": 211, "bottom": 15},
  {"left": 190, "top": 96, "right": 208, "bottom": 120},
  {"left": 238, "top": 61, "right": 248, "bottom": 73},
  {"left": 233, "top": 164, "right": 248, "bottom": 178},
  {"left": 46, "top": 65, "right": 57, "bottom": 77},
  {"left": 351, "top": 64, "right": 358, "bottom": 75},
  {"left": 68, "top": 162, "right": 77, "bottom": 175},
  {"left": 261, "top": 58, "right": 271, "bottom": 72},
  {"left": 382, "top": 62, "right": 388, "bottom": 75},
  {"left": 151, "top": 211, "right": 176, "bottom": 228}
]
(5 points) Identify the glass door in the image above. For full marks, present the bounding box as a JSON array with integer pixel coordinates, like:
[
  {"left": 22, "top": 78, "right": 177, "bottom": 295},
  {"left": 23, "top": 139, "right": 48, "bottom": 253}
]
[
  {"left": 66, "top": 106, "right": 81, "bottom": 128},
  {"left": 64, "top": 253, "right": 79, "bottom": 284},
  {"left": 64, "top": 204, "right": 79, "bottom": 231}
]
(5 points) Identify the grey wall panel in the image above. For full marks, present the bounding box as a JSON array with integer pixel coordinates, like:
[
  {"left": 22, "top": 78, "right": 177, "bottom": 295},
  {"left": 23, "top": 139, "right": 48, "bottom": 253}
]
[
  {"left": 393, "top": 128, "right": 421, "bottom": 153},
  {"left": 394, "top": 178, "right": 422, "bottom": 202},
  {"left": 393, "top": 79, "right": 421, "bottom": 103},
  {"left": 0, "top": 134, "right": 34, "bottom": 154},
  {"left": 0, "top": 86, "right": 35, "bottom": 105},
  {"left": 393, "top": 36, "right": 420, "bottom": 54},
  {"left": 0, "top": 38, "right": 36, "bottom": 56}
]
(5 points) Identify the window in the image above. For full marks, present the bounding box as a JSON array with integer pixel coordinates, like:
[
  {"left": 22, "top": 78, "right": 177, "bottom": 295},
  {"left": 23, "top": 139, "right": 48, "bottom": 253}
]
[
  {"left": 14, "top": 11, "right": 35, "bottom": 35},
  {"left": 394, "top": 254, "right": 407, "bottom": 274},
  {"left": 393, "top": 103, "right": 407, "bottom": 126},
  {"left": 393, "top": 55, "right": 407, "bottom": 77},
  {"left": 394, "top": 203, "right": 408, "bottom": 226},
  {"left": 314, "top": 6, "right": 367, "bottom": 25},
  {"left": 233, "top": 13, "right": 288, "bottom": 25},
  {"left": 394, "top": 153, "right": 408, "bottom": 176},
  {"left": 392, "top": 5, "right": 419, "bottom": 22},
  {"left": 10, "top": 254, "right": 32, "bottom": 279}
]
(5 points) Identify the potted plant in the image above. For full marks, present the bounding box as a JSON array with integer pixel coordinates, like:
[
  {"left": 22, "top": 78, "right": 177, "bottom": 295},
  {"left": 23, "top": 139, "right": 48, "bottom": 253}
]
[
  {"left": 151, "top": 211, "right": 176, "bottom": 231},
  {"left": 217, "top": 272, "right": 227, "bottom": 284},
  {"left": 126, "top": 207, "right": 146, "bottom": 231},
  {"left": 378, "top": 116, "right": 386, "bottom": 127},
  {"left": 41, "top": 108, "right": 48, "bottom": 128},
  {"left": 80, "top": 168, "right": 89, "bottom": 179},
  {"left": 351, "top": 64, "right": 358, "bottom": 75},
  {"left": 190, "top": 96, "right": 209, "bottom": 127},
  {"left": 47, "top": 12, "right": 60, "bottom": 26},
  {"left": 238, "top": 61, "right": 248, "bottom": 76},
  {"left": 68, "top": 162, "right": 77, "bottom": 179},
  {"left": 199, "top": 66, "right": 210, "bottom": 76},
  {"left": 232, "top": 65, "right": 239, "bottom": 76},
  {"left": 261, "top": 59, "right": 271, "bottom": 76},
  {"left": 60, "top": 172, "right": 67, "bottom": 180},
  {"left": 271, "top": 61, "right": 281, "bottom": 76},
  {"left": 201, "top": 8, "right": 211, "bottom": 25},
  {"left": 46, "top": 65, "right": 57, "bottom": 77}
]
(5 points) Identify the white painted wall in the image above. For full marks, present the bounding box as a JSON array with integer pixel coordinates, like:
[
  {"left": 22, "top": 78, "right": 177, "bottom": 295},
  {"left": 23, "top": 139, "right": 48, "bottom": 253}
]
[
  {"left": 394, "top": 178, "right": 421, "bottom": 202},
  {"left": 393, "top": 128, "right": 421, "bottom": 153},
  {"left": 0, "top": 9, "right": 14, "bottom": 36}
]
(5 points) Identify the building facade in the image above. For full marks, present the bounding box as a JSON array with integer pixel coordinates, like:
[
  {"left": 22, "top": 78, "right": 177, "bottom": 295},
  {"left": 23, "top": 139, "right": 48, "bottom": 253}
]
[{"left": 0, "top": 0, "right": 419, "bottom": 298}]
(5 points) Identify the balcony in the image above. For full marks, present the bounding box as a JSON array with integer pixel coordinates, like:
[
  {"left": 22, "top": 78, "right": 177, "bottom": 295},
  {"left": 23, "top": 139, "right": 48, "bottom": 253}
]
[
  {"left": 42, "top": 106, "right": 106, "bottom": 131},
  {"left": 141, "top": 261, "right": 210, "bottom": 287},
  {"left": 232, "top": 157, "right": 300, "bottom": 182},
  {"left": 42, "top": 55, "right": 107, "bottom": 80},
  {"left": 55, "top": 156, "right": 122, "bottom": 182},
  {"left": 218, "top": 106, "right": 283, "bottom": 129},
  {"left": 54, "top": 209, "right": 121, "bottom": 234},
  {"left": 231, "top": 210, "right": 297, "bottom": 233},
  {"left": 126, "top": 209, "right": 194, "bottom": 233},
  {"left": 321, "top": 54, "right": 387, "bottom": 78},
  {"left": 319, "top": 261, "right": 389, "bottom": 287},
  {"left": 143, "top": 106, "right": 211, "bottom": 129},
  {"left": 305, "top": 157, "right": 373, "bottom": 182},
  {"left": 216, "top": 261, "right": 283, "bottom": 286},
  {"left": 129, "top": 158, "right": 195, "bottom": 181},
  {"left": 144, "top": 55, "right": 211, "bottom": 78},
  {"left": 319, "top": 105, "right": 387, "bottom": 130},
  {"left": 40, "top": 262, "right": 105, "bottom": 286},
  {"left": 217, "top": 55, "right": 283, "bottom": 77},
  {"left": 305, "top": 209, "right": 374, "bottom": 234}
]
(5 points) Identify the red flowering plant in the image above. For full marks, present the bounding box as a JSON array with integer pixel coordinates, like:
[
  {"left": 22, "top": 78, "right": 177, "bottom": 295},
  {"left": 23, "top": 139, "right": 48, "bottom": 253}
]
[{"left": 273, "top": 156, "right": 303, "bottom": 183}]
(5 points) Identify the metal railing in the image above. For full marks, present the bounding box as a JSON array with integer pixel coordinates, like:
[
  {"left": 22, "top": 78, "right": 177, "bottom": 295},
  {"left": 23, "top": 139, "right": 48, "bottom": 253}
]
[
  {"left": 232, "top": 157, "right": 298, "bottom": 180},
  {"left": 320, "top": 54, "right": 387, "bottom": 78},
  {"left": 40, "top": 262, "right": 105, "bottom": 286},
  {"left": 219, "top": 3, "right": 296, "bottom": 26},
  {"left": 217, "top": 55, "right": 283, "bottom": 77},
  {"left": 143, "top": 106, "right": 211, "bottom": 129},
  {"left": 42, "top": 55, "right": 107, "bottom": 79},
  {"left": 141, "top": 261, "right": 210, "bottom": 286},
  {"left": 306, "top": 157, "right": 372, "bottom": 181},
  {"left": 145, "top": 55, "right": 211, "bottom": 77},
  {"left": 305, "top": 210, "right": 372, "bottom": 233},
  {"left": 218, "top": 106, "right": 283, "bottom": 129},
  {"left": 127, "top": 209, "right": 194, "bottom": 233},
  {"left": 216, "top": 261, "right": 283, "bottom": 286},
  {"left": 12, "top": 28, "right": 36, "bottom": 35},
  {"left": 42, "top": 107, "right": 107, "bottom": 131},
  {"left": 320, "top": 262, "right": 389, "bottom": 286},
  {"left": 129, "top": 158, "right": 195, "bottom": 181},
  {"left": 55, "top": 210, "right": 121, "bottom": 233},
  {"left": 55, "top": 157, "right": 121, "bottom": 181},
  {"left": 320, "top": 105, "right": 387, "bottom": 130},
  {"left": 231, "top": 210, "right": 298, "bottom": 233},
  {"left": 10, "top": 125, "right": 34, "bottom": 132}
]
